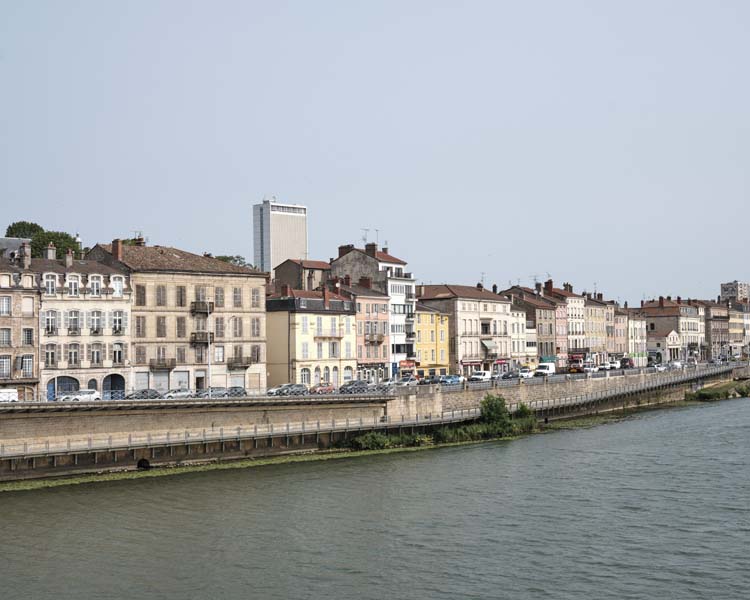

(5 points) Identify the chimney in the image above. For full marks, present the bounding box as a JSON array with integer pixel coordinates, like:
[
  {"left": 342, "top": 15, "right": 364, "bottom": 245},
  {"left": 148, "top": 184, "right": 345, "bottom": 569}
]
[
  {"left": 65, "top": 248, "right": 74, "bottom": 268},
  {"left": 597, "top": 293, "right": 603, "bottom": 301},
  {"left": 359, "top": 276, "right": 372, "bottom": 289},
  {"left": 343, "top": 274, "right": 351, "bottom": 286},
  {"left": 666, "top": 296, "right": 672, "bottom": 302},
  {"left": 492, "top": 283, "right": 498, "bottom": 294},
  {"left": 659, "top": 296, "right": 664, "bottom": 307},
  {"left": 112, "top": 239, "right": 123, "bottom": 262},
  {"left": 624, "top": 301, "right": 628, "bottom": 309},
  {"left": 382, "top": 247, "right": 389, "bottom": 255},
  {"left": 21, "top": 241, "right": 31, "bottom": 270},
  {"left": 476, "top": 282, "right": 483, "bottom": 291},
  {"left": 416, "top": 284, "right": 424, "bottom": 297},
  {"left": 365, "top": 242, "right": 377, "bottom": 257},
  {"left": 322, "top": 286, "right": 330, "bottom": 308},
  {"left": 677, "top": 296, "right": 681, "bottom": 304},
  {"left": 535, "top": 282, "right": 542, "bottom": 295},
  {"left": 45, "top": 243, "right": 56, "bottom": 260},
  {"left": 280, "top": 284, "right": 290, "bottom": 296},
  {"left": 717, "top": 294, "right": 721, "bottom": 303},
  {"left": 338, "top": 244, "right": 354, "bottom": 258},
  {"left": 545, "top": 279, "right": 553, "bottom": 293},
  {"left": 640, "top": 300, "right": 644, "bottom": 307},
  {"left": 134, "top": 237, "right": 146, "bottom": 247}
]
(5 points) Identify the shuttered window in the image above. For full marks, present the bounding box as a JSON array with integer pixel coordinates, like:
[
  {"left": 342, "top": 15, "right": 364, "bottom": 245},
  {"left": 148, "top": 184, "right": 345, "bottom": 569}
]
[
  {"left": 135, "top": 285, "right": 146, "bottom": 306},
  {"left": 156, "top": 285, "right": 167, "bottom": 306},
  {"left": 176, "top": 286, "right": 186, "bottom": 307},
  {"left": 176, "top": 317, "right": 186, "bottom": 338},
  {"left": 156, "top": 316, "right": 167, "bottom": 338},
  {"left": 215, "top": 287, "right": 224, "bottom": 308}
]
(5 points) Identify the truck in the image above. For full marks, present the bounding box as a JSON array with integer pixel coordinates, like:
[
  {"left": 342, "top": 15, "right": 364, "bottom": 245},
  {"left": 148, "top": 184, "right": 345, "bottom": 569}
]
[
  {"left": 534, "top": 362, "right": 556, "bottom": 377},
  {"left": 469, "top": 370, "right": 492, "bottom": 382}
]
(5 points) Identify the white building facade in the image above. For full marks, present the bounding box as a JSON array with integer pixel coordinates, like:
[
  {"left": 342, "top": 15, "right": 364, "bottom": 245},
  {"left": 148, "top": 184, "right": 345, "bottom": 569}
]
[{"left": 253, "top": 198, "right": 308, "bottom": 275}]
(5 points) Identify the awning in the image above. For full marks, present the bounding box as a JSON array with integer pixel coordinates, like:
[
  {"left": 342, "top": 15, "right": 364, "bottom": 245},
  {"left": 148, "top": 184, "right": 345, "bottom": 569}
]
[{"left": 481, "top": 340, "right": 497, "bottom": 350}]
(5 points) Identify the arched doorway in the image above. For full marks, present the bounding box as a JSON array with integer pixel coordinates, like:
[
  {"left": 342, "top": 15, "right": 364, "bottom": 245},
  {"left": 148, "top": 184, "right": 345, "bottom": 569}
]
[
  {"left": 103, "top": 374, "right": 126, "bottom": 400},
  {"left": 47, "top": 376, "right": 80, "bottom": 401}
]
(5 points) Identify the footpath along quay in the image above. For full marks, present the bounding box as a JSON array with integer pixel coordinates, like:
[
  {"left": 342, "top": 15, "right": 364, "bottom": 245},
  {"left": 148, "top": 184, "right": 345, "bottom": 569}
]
[{"left": 0, "top": 363, "right": 742, "bottom": 481}]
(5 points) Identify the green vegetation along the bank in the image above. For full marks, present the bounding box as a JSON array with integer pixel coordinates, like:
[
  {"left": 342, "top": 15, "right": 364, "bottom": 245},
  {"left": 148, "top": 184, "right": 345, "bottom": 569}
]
[
  {"left": 684, "top": 380, "right": 750, "bottom": 402},
  {"left": 349, "top": 395, "right": 536, "bottom": 450}
]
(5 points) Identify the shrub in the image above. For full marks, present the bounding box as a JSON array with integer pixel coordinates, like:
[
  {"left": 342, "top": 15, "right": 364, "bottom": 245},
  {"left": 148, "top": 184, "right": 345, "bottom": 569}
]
[
  {"left": 514, "top": 402, "right": 532, "bottom": 419},
  {"left": 350, "top": 432, "right": 392, "bottom": 450},
  {"left": 481, "top": 394, "right": 511, "bottom": 425}
]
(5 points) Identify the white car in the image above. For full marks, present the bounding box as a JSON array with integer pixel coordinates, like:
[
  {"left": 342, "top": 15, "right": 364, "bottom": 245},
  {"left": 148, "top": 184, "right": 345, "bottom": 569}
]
[
  {"left": 654, "top": 364, "right": 668, "bottom": 372},
  {"left": 609, "top": 360, "right": 621, "bottom": 370},
  {"left": 61, "top": 389, "right": 101, "bottom": 402},
  {"left": 163, "top": 388, "right": 194, "bottom": 399},
  {"left": 396, "top": 376, "right": 419, "bottom": 387},
  {"left": 519, "top": 367, "right": 535, "bottom": 379},
  {"left": 583, "top": 364, "right": 599, "bottom": 373}
]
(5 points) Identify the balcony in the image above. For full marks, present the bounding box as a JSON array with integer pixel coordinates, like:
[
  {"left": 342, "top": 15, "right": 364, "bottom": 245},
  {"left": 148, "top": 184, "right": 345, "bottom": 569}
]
[
  {"left": 90, "top": 328, "right": 103, "bottom": 336},
  {"left": 149, "top": 358, "right": 176, "bottom": 370},
  {"left": 112, "top": 327, "right": 124, "bottom": 336},
  {"left": 68, "top": 327, "right": 81, "bottom": 336},
  {"left": 227, "top": 356, "right": 255, "bottom": 369},
  {"left": 190, "top": 331, "right": 214, "bottom": 344},
  {"left": 191, "top": 301, "right": 215, "bottom": 315},
  {"left": 366, "top": 333, "right": 385, "bottom": 344},
  {"left": 45, "top": 327, "right": 58, "bottom": 336},
  {"left": 314, "top": 328, "right": 344, "bottom": 339}
]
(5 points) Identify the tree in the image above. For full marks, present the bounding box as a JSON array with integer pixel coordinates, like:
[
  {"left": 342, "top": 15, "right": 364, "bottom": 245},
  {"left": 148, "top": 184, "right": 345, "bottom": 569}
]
[
  {"left": 5, "top": 221, "right": 44, "bottom": 239},
  {"left": 31, "top": 231, "right": 79, "bottom": 259},
  {"left": 215, "top": 255, "right": 251, "bottom": 268}
]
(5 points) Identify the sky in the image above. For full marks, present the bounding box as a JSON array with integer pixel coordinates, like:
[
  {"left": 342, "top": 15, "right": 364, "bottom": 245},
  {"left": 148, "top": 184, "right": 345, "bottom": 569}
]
[{"left": 1, "top": 0, "right": 748, "bottom": 304}]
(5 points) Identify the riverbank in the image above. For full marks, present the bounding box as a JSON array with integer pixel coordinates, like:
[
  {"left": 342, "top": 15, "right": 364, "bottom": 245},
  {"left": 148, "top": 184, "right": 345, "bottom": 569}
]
[{"left": 2, "top": 395, "right": 746, "bottom": 494}]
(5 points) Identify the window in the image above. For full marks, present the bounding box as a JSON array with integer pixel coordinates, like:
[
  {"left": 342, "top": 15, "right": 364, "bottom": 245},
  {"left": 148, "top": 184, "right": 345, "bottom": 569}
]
[
  {"left": 215, "top": 346, "right": 225, "bottom": 362},
  {"left": 68, "top": 310, "right": 80, "bottom": 333},
  {"left": 233, "top": 287, "right": 242, "bottom": 307},
  {"left": 195, "top": 286, "right": 207, "bottom": 302},
  {"left": 251, "top": 318, "right": 261, "bottom": 337},
  {"left": 251, "top": 288, "right": 260, "bottom": 308},
  {"left": 344, "top": 366, "right": 353, "bottom": 382},
  {"left": 301, "top": 316, "right": 308, "bottom": 334},
  {"left": 90, "top": 343, "right": 103, "bottom": 366},
  {"left": 90, "top": 276, "right": 101, "bottom": 297},
  {"left": 176, "top": 346, "right": 186, "bottom": 363},
  {"left": 112, "top": 276, "right": 124, "bottom": 297},
  {"left": 44, "top": 275, "right": 56, "bottom": 296},
  {"left": 68, "top": 343, "right": 80, "bottom": 366},
  {"left": 90, "top": 311, "right": 103, "bottom": 334},
  {"left": 233, "top": 345, "right": 244, "bottom": 359},
  {"left": 135, "top": 285, "right": 146, "bottom": 306},
  {"left": 45, "top": 310, "right": 57, "bottom": 334},
  {"left": 302, "top": 342, "right": 309, "bottom": 359},
  {"left": 22, "top": 355, "right": 33, "bottom": 378},
  {"left": 440, "top": 330, "right": 445, "bottom": 342},
  {"left": 176, "top": 286, "right": 186, "bottom": 307},
  {"left": 195, "top": 346, "right": 205, "bottom": 363},
  {"left": 233, "top": 317, "right": 243, "bottom": 337},
  {"left": 0, "top": 329, "right": 9, "bottom": 346},
  {"left": 214, "top": 317, "right": 224, "bottom": 338},
  {"left": 316, "top": 342, "right": 323, "bottom": 359},
  {"left": 135, "top": 316, "right": 146, "bottom": 338},
  {"left": 156, "top": 285, "right": 167, "bottom": 306},
  {"left": 113, "top": 343, "right": 124, "bottom": 365},
  {"left": 440, "top": 349, "right": 445, "bottom": 362},
  {"left": 300, "top": 367, "right": 311, "bottom": 384},
  {"left": 0, "top": 296, "right": 11, "bottom": 315},
  {"left": 329, "top": 341, "right": 339, "bottom": 358},
  {"left": 215, "top": 287, "right": 224, "bottom": 308},
  {"left": 345, "top": 342, "right": 352, "bottom": 358},
  {"left": 45, "top": 343, "right": 56, "bottom": 367},
  {"left": 316, "top": 316, "right": 323, "bottom": 336},
  {"left": 67, "top": 276, "right": 80, "bottom": 297},
  {"left": 23, "top": 328, "right": 33, "bottom": 346},
  {"left": 358, "top": 345, "right": 362, "bottom": 359},
  {"left": 156, "top": 316, "right": 167, "bottom": 337},
  {"left": 135, "top": 346, "right": 146, "bottom": 364},
  {"left": 0, "top": 355, "right": 10, "bottom": 378},
  {"left": 21, "top": 296, "right": 33, "bottom": 315},
  {"left": 113, "top": 310, "right": 125, "bottom": 334},
  {"left": 251, "top": 344, "right": 261, "bottom": 363}
]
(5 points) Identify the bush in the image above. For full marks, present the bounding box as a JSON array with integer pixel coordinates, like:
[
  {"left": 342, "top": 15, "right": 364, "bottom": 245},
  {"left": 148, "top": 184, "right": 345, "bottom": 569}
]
[
  {"left": 514, "top": 402, "right": 532, "bottom": 419},
  {"left": 350, "top": 432, "right": 392, "bottom": 450}
]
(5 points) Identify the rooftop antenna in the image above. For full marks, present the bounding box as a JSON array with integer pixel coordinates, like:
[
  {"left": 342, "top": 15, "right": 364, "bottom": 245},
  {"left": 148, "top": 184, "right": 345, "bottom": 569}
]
[
  {"left": 374, "top": 229, "right": 380, "bottom": 245},
  {"left": 360, "top": 228, "right": 369, "bottom": 245},
  {"left": 480, "top": 272, "right": 486, "bottom": 285},
  {"left": 593, "top": 281, "right": 598, "bottom": 294},
  {"left": 530, "top": 274, "right": 540, "bottom": 286}
]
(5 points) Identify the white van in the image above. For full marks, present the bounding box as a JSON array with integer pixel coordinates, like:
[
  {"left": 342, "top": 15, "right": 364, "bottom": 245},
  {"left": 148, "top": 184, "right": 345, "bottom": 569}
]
[
  {"left": 469, "top": 370, "right": 492, "bottom": 382},
  {"left": 535, "top": 363, "right": 556, "bottom": 376},
  {"left": 0, "top": 388, "right": 19, "bottom": 402}
]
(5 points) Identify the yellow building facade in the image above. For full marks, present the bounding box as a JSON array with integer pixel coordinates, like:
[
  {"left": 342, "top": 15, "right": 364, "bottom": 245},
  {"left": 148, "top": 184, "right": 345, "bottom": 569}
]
[
  {"left": 414, "top": 303, "right": 450, "bottom": 378},
  {"left": 266, "top": 289, "right": 358, "bottom": 388}
]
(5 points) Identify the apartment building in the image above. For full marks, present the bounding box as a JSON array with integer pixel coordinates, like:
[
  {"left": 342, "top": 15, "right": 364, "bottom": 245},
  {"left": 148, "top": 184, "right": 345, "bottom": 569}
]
[
  {"left": 265, "top": 287, "right": 357, "bottom": 387},
  {"left": 88, "top": 239, "right": 267, "bottom": 393},
  {"left": 0, "top": 244, "right": 39, "bottom": 400},
  {"left": 544, "top": 280, "right": 584, "bottom": 365},
  {"left": 641, "top": 296, "right": 703, "bottom": 362},
  {"left": 253, "top": 198, "right": 308, "bottom": 276},
  {"left": 499, "top": 285, "right": 557, "bottom": 366},
  {"left": 274, "top": 258, "right": 330, "bottom": 292},
  {"left": 35, "top": 245, "right": 133, "bottom": 400},
  {"left": 692, "top": 300, "right": 729, "bottom": 360},
  {"left": 623, "top": 308, "right": 648, "bottom": 367},
  {"left": 584, "top": 293, "right": 608, "bottom": 365},
  {"left": 414, "top": 302, "right": 450, "bottom": 378},
  {"left": 727, "top": 304, "right": 747, "bottom": 358},
  {"left": 330, "top": 243, "right": 416, "bottom": 377},
  {"left": 336, "top": 276, "right": 391, "bottom": 382},
  {"left": 417, "top": 284, "right": 513, "bottom": 377},
  {"left": 720, "top": 280, "right": 750, "bottom": 304}
]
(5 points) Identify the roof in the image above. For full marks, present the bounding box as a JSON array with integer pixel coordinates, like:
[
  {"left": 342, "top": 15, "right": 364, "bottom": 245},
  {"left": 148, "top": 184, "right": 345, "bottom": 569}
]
[
  {"left": 337, "top": 246, "right": 407, "bottom": 265},
  {"left": 545, "top": 286, "right": 581, "bottom": 299},
  {"left": 419, "top": 284, "right": 511, "bottom": 302},
  {"left": 338, "top": 284, "right": 388, "bottom": 298},
  {"left": 415, "top": 302, "right": 448, "bottom": 314},
  {"left": 95, "top": 244, "right": 265, "bottom": 276},
  {"left": 282, "top": 259, "right": 331, "bottom": 270},
  {"left": 1, "top": 257, "right": 125, "bottom": 276},
  {"left": 267, "top": 288, "right": 349, "bottom": 302}
]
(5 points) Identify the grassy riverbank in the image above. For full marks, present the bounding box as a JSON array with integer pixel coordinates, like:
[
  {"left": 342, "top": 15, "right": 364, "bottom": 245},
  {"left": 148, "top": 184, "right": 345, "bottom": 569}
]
[
  {"left": 684, "top": 379, "right": 750, "bottom": 402},
  {"left": 1, "top": 393, "right": 746, "bottom": 494}
]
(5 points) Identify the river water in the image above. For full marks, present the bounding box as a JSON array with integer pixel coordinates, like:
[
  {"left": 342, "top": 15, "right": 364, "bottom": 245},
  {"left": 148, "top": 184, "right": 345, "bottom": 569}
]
[{"left": 2, "top": 399, "right": 749, "bottom": 599}]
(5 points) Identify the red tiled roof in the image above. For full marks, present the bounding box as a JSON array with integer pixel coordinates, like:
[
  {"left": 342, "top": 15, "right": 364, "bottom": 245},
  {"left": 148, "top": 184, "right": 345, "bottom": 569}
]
[
  {"left": 419, "top": 284, "right": 510, "bottom": 302},
  {"left": 286, "top": 259, "right": 331, "bottom": 270},
  {"left": 268, "top": 288, "right": 349, "bottom": 301},
  {"left": 338, "top": 246, "right": 407, "bottom": 265}
]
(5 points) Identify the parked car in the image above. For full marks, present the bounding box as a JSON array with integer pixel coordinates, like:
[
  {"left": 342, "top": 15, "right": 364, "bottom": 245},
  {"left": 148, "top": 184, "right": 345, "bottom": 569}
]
[
  {"left": 654, "top": 364, "right": 668, "bottom": 372},
  {"left": 125, "top": 389, "right": 162, "bottom": 400},
  {"left": 61, "top": 389, "right": 101, "bottom": 402},
  {"left": 519, "top": 367, "right": 535, "bottom": 379},
  {"left": 568, "top": 359, "right": 585, "bottom": 373},
  {"left": 396, "top": 376, "right": 419, "bottom": 387},
  {"left": 609, "top": 359, "right": 621, "bottom": 370},
  {"left": 228, "top": 386, "right": 247, "bottom": 397},
  {"left": 163, "top": 388, "right": 194, "bottom": 399},
  {"left": 439, "top": 375, "right": 462, "bottom": 385},
  {"left": 309, "top": 382, "right": 336, "bottom": 395},
  {"left": 599, "top": 362, "right": 611, "bottom": 370},
  {"left": 196, "top": 387, "right": 229, "bottom": 398},
  {"left": 268, "top": 383, "right": 308, "bottom": 396},
  {"left": 620, "top": 358, "right": 634, "bottom": 369},
  {"left": 501, "top": 370, "right": 519, "bottom": 380},
  {"left": 469, "top": 370, "right": 492, "bottom": 382},
  {"left": 583, "top": 362, "right": 599, "bottom": 373},
  {"left": 419, "top": 375, "right": 441, "bottom": 385},
  {"left": 668, "top": 360, "right": 683, "bottom": 370},
  {"left": 338, "top": 380, "right": 370, "bottom": 394}
]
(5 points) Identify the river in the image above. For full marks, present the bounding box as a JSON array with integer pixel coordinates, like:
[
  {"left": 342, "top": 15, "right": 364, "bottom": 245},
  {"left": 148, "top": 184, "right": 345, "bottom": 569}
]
[{"left": 2, "top": 399, "right": 749, "bottom": 599}]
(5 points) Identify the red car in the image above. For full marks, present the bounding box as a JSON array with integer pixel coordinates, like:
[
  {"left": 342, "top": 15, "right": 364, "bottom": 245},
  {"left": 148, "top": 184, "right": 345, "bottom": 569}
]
[{"left": 309, "top": 382, "right": 336, "bottom": 395}]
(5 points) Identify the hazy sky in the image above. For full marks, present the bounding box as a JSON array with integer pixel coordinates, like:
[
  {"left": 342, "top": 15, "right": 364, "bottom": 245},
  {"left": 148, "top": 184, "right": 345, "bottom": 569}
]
[{"left": 2, "top": 1, "right": 748, "bottom": 304}]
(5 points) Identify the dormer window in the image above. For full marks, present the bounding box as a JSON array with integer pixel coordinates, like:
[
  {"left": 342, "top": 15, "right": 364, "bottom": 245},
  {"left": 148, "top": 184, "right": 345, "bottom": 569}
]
[
  {"left": 67, "top": 275, "right": 80, "bottom": 297},
  {"left": 90, "top": 276, "right": 101, "bottom": 297},
  {"left": 111, "top": 276, "right": 124, "bottom": 297},
  {"left": 44, "top": 274, "right": 56, "bottom": 296}
]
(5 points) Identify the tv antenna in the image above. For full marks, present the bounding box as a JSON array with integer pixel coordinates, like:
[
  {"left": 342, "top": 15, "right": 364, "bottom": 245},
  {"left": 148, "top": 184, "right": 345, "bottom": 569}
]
[
  {"left": 360, "top": 228, "right": 369, "bottom": 245},
  {"left": 480, "top": 272, "right": 486, "bottom": 285},
  {"left": 374, "top": 229, "right": 380, "bottom": 245}
]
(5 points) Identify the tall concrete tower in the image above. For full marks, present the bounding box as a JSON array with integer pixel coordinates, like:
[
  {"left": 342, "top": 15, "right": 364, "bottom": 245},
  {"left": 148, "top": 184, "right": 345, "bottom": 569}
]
[{"left": 253, "top": 198, "right": 308, "bottom": 276}]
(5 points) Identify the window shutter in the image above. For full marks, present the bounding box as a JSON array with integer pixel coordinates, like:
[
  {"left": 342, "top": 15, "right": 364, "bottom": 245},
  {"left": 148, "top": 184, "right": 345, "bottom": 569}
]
[
  {"left": 63, "top": 343, "right": 68, "bottom": 358},
  {"left": 123, "top": 344, "right": 128, "bottom": 362},
  {"left": 123, "top": 312, "right": 129, "bottom": 330},
  {"left": 107, "top": 343, "right": 112, "bottom": 360},
  {"left": 63, "top": 311, "right": 69, "bottom": 328},
  {"left": 107, "top": 311, "right": 113, "bottom": 328},
  {"left": 86, "top": 311, "right": 92, "bottom": 328}
]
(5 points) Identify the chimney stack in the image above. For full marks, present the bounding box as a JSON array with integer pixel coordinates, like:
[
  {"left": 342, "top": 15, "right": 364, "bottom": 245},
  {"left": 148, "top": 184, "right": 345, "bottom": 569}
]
[
  {"left": 45, "top": 243, "right": 56, "bottom": 260},
  {"left": 365, "top": 242, "right": 377, "bottom": 257},
  {"left": 666, "top": 296, "right": 672, "bottom": 301},
  {"left": 476, "top": 282, "right": 483, "bottom": 291},
  {"left": 112, "top": 239, "right": 123, "bottom": 262},
  {"left": 677, "top": 296, "right": 681, "bottom": 304},
  {"left": 21, "top": 241, "right": 31, "bottom": 270},
  {"left": 65, "top": 248, "right": 74, "bottom": 268},
  {"left": 624, "top": 301, "right": 629, "bottom": 309},
  {"left": 545, "top": 279, "right": 553, "bottom": 293},
  {"left": 492, "top": 283, "right": 498, "bottom": 294},
  {"left": 338, "top": 244, "right": 354, "bottom": 258},
  {"left": 343, "top": 274, "right": 351, "bottom": 286},
  {"left": 659, "top": 296, "right": 664, "bottom": 307},
  {"left": 535, "top": 282, "right": 542, "bottom": 295},
  {"left": 641, "top": 300, "right": 644, "bottom": 307},
  {"left": 597, "top": 293, "right": 603, "bottom": 301},
  {"left": 382, "top": 247, "right": 389, "bottom": 255},
  {"left": 359, "top": 276, "right": 372, "bottom": 289},
  {"left": 322, "top": 286, "right": 330, "bottom": 308}
]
